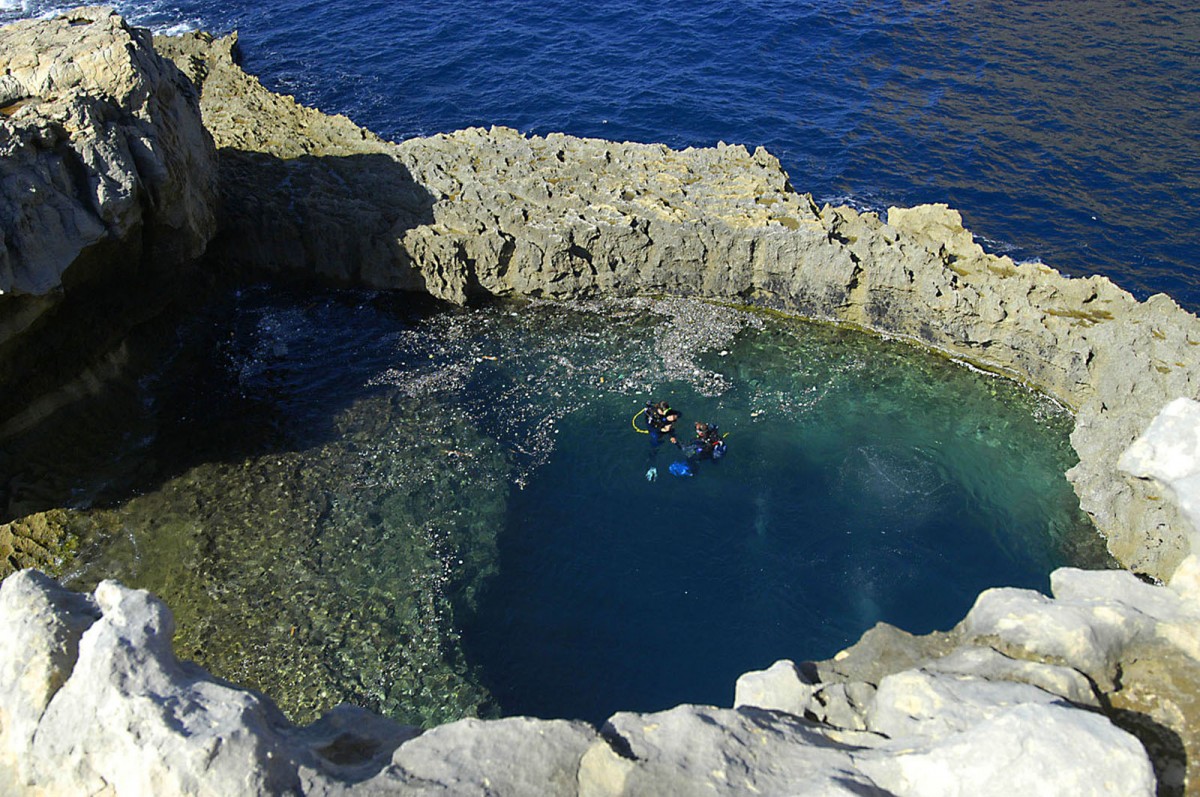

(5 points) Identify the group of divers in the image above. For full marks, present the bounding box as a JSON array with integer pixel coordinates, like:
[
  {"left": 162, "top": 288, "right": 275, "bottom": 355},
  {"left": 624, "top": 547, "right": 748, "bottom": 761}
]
[{"left": 635, "top": 399, "right": 727, "bottom": 481}]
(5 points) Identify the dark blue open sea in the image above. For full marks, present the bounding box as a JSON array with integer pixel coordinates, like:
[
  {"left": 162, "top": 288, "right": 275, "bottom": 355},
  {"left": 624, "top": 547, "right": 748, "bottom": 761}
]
[{"left": 5, "top": 0, "right": 1197, "bottom": 307}]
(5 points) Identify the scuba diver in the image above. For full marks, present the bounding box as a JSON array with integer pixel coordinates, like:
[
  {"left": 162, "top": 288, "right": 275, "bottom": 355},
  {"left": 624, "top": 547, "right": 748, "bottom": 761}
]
[
  {"left": 644, "top": 400, "right": 680, "bottom": 445},
  {"left": 641, "top": 400, "right": 681, "bottom": 481},
  {"left": 670, "top": 421, "right": 728, "bottom": 477},
  {"left": 686, "top": 421, "right": 727, "bottom": 461}
]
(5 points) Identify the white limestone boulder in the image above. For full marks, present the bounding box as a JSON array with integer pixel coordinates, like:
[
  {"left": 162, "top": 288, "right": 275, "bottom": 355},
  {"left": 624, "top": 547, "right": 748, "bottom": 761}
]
[
  {"left": 858, "top": 702, "right": 1154, "bottom": 797},
  {"left": 864, "top": 669, "right": 1064, "bottom": 742},
  {"left": 0, "top": 569, "right": 99, "bottom": 780},
  {"left": 922, "top": 645, "right": 1098, "bottom": 707},
  {"left": 1119, "top": 396, "right": 1200, "bottom": 562}
]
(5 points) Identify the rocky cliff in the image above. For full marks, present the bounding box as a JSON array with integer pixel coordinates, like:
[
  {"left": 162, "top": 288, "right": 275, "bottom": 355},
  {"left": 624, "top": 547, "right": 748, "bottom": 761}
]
[
  {"left": 1, "top": 8, "right": 1199, "bottom": 795},
  {"left": 0, "top": 555, "right": 1182, "bottom": 795},
  {"left": 0, "top": 7, "right": 217, "bottom": 430}
]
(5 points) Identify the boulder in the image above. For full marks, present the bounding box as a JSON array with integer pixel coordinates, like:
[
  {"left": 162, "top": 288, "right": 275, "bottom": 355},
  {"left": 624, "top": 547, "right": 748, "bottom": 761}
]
[
  {"left": 1119, "top": 397, "right": 1200, "bottom": 554},
  {"left": 856, "top": 702, "right": 1154, "bottom": 797}
]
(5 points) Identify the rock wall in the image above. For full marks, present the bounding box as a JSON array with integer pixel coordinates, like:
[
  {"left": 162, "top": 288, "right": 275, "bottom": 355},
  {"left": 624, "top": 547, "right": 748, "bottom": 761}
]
[
  {"left": 0, "top": 7, "right": 218, "bottom": 431},
  {"left": 0, "top": 565, "right": 1175, "bottom": 796},
  {"left": 0, "top": 7, "right": 216, "bottom": 298},
  {"left": 158, "top": 32, "right": 1200, "bottom": 582}
]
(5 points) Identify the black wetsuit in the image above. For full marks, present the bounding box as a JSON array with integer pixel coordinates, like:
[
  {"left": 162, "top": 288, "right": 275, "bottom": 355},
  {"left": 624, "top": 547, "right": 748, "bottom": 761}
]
[
  {"left": 687, "top": 426, "right": 723, "bottom": 460},
  {"left": 645, "top": 405, "right": 679, "bottom": 467},
  {"left": 645, "top": 405, "right": 678, "bottom": 442}
]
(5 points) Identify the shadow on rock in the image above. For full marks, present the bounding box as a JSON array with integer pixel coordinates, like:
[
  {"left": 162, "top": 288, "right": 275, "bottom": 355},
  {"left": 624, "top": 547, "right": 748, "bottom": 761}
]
[{"left": 209, "top": 148, "right": 437, "bottom": 290}]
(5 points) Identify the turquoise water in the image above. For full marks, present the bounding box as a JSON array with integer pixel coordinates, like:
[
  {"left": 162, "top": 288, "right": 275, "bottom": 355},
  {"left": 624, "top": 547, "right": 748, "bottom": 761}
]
[
  {"left": 4, "top": 286, "right": 1110, "bottom": 725},
  {"left": 455, "top": 302, "right": 1109, "bottom": 722},
  {"left": 0, "top": 284, "right": 1108, "bottom": 720}
]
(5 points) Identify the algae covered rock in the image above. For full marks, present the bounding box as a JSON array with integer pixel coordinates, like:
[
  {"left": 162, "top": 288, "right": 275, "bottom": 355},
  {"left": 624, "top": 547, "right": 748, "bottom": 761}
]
[{"left": 0, "top": 508, "right": 75, "bottom": 577}]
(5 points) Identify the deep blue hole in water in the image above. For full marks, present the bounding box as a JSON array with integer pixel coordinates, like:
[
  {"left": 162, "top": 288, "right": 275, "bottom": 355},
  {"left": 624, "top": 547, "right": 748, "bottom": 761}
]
[{"left": 449, "top": 300, "right": 1105, "bottom": 724}]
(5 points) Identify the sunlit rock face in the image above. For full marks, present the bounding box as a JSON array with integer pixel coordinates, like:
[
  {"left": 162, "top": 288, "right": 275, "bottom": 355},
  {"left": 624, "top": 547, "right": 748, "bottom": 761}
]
[{"left": 0, "top": 7, "right": 216, "bottom": 298}]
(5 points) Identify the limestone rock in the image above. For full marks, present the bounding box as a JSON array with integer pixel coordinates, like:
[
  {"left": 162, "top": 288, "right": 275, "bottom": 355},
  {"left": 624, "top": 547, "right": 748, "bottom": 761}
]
[
  {"left": 0, "top": 8, "right": 218, "bottom": 429},
  {"left": 583, "top": 701, "right": 1152, "bottom": 797},
  {"left": 0, "top": 571, "right": 1159, "bottom": 795},
  {"left": 856, "top": 702, "right": 1155, "bottom": 797},
  {"left": 154, "top": 31, "right": 432, "bottom": 289},
  {"left": 733, "top": 658, "right": 816, "bottom": 715},
  {"left": 960, "top": 585, "right": 1142, "bottom": 690},
  {"left": 864, "top": 669, "right": 1065, "bottom": 742},
  {"left": 922, "top": 646, "right": 1098, "bottom": 708},
  {"left": 1119, "top": 396, "right": 1200, "bottom": 554},
  {"left": 0, "top": 7, "right": 217, "bottom": 297},
  {"left": 735, "top": 659, "right": 877, "bottom": 731},
  {"left": 379, "top": 716, "right": 598, "bottom": 795},
  {"left": 0, "top": 571, "right": 418, "bottom": 794},
  {"left": 0, "top": 569, "right": 99, "bottom": 779},
  {"left": 586, "top": 704, "right": 888, "bottom": 796}
]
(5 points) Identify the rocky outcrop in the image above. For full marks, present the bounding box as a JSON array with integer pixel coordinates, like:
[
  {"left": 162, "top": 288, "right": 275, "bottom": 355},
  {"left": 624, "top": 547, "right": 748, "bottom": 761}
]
[
  {"left": 1120, "top": 397, "right": 1200, "bottom": 556},
  {"left": 0, "top": 567, "right": 1161, "bottom": 795},
  {"left": 156, "top": 32, "right": 1200, "bottom": 581},
  {"left": 390, "top": 137, "right": 1200, "bottom": 582},
  {"left": 152, "top": 31, "right": 431, "bottom": 287},
  {"left": 0, "top": 7, "right": 217, "bottom": 428},
  {"left": 0, "top": 7, "right": 216, "bottom": 297}
]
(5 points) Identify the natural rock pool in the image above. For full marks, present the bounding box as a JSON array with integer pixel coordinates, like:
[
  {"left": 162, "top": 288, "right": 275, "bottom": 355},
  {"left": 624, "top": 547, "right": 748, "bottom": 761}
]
[{"left": 3, "top": 284, "right": 1113, "bottom": 727}]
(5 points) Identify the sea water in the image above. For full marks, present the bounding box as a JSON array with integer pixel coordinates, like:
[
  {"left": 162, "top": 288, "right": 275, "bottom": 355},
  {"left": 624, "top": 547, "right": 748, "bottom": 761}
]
[
  {"left": 2, "top": 287, "right": 1112, "bottom": 726},
  {"left": 4, "top": 0, "right": 1196, "bottom": 307}
]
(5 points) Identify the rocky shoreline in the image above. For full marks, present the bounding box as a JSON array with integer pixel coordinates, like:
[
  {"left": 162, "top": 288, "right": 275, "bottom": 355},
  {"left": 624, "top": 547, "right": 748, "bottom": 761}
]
[{"left": 2, "top": 8, "right": 1198, "bottom": 795}]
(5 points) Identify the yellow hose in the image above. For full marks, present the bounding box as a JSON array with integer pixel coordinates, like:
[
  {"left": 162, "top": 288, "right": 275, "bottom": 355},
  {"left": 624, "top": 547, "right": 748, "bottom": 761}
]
[{"left": 631, "top": 407, "right": 650, "bottom": 434}]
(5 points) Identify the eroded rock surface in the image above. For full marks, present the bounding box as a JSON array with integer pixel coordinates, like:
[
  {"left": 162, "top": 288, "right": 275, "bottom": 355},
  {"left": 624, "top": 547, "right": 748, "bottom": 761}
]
[
  {"left": 0, "top": 7, "right": 217, "bottom": 430},
  {"left": 0, "top": 569, "right": 1160, "bottom": 796},
  {"left": 0, "top": 7, "right": 215, "bottom": 296}
]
